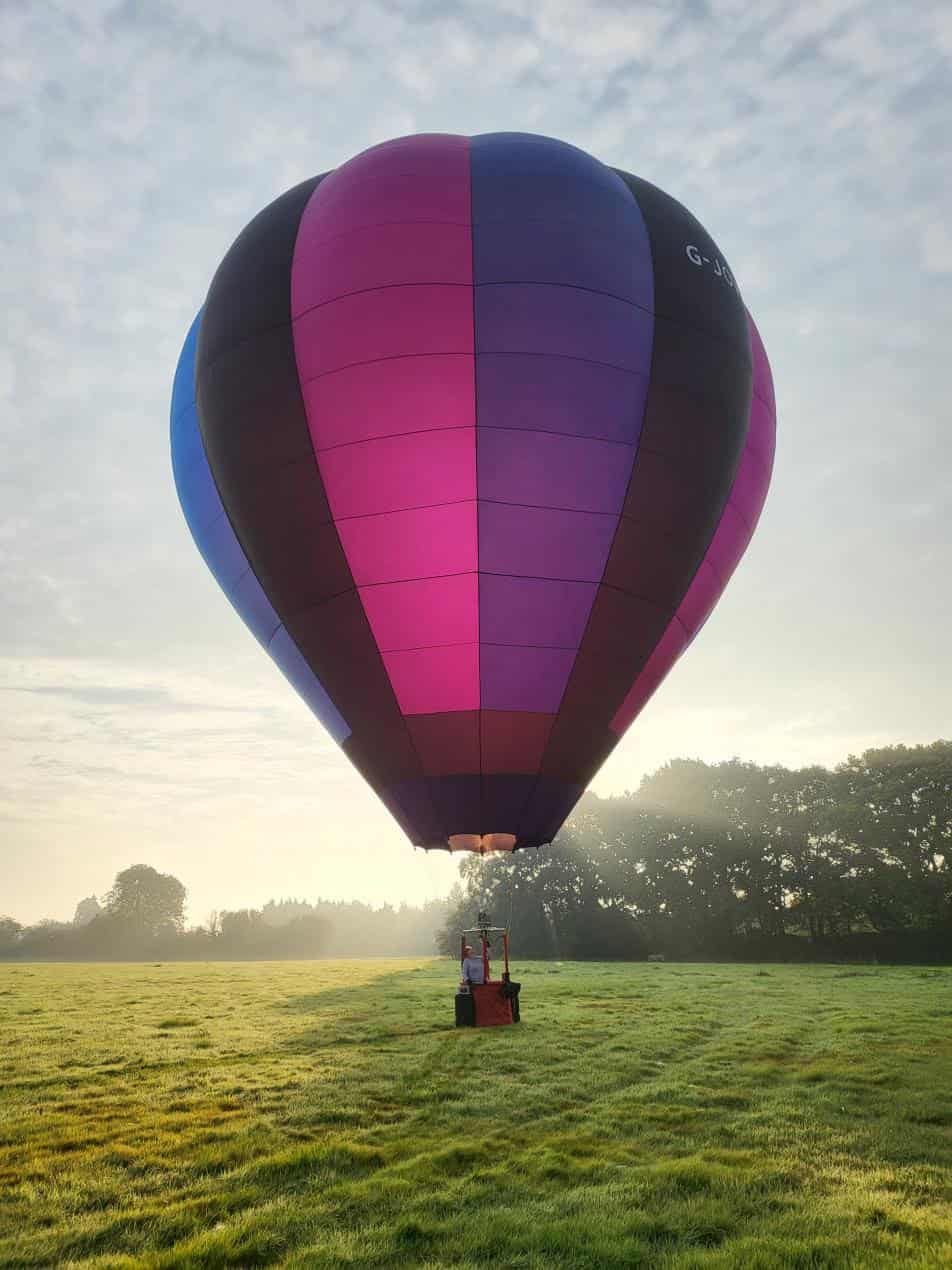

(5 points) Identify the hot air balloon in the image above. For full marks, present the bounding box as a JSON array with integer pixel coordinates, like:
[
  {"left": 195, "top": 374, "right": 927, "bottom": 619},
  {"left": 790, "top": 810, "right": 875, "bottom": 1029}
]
[{"left": 170, "top": 132, "right": 775, "bottom": 855}]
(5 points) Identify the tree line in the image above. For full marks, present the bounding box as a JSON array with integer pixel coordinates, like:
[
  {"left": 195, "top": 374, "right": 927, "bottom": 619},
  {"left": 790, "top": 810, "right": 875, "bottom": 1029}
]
[
  {"left": 438, "top": 742, "right": 952, "bottom": 964},
  {"left": 0, "top": 865, "right": 450, "bottom": 961},
  {"left": 3, "top": 742, "right": 949, "bottom": 964}
]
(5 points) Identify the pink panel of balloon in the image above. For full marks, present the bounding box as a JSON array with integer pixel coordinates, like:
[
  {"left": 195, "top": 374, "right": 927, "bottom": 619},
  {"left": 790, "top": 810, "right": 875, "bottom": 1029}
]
[{"left": 171, "top": 132, "right": 775, "bottom": 855}]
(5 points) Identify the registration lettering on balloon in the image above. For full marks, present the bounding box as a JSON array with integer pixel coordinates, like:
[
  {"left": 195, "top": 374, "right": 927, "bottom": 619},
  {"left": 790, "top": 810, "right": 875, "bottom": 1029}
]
[
  {"left": 685, "top": 243, "right": 735, "bottom": 287},
  {"left": 171, "top": 132, "right": 775, "bottom": 857}
]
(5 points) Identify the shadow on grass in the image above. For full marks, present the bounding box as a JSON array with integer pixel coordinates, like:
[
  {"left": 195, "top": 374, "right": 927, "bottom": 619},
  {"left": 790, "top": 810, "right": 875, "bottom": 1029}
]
[{"left": 275, "top": 964, "right": 467, "bottom": 1055}]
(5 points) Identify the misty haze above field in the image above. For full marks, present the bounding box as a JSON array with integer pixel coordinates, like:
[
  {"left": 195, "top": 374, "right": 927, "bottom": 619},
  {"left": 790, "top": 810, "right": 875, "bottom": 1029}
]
[{"left": 2, "top": 0, "right": 950, "bottom": 923}]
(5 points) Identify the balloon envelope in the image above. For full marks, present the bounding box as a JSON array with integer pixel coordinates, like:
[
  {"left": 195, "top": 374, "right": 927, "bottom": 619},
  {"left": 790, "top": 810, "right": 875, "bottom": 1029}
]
[{"left": 171, "top": 132, "right": 775, "bottom": 854}]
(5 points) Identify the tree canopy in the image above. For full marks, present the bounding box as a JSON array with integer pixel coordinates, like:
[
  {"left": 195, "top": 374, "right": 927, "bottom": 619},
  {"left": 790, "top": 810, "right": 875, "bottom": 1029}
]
[{"left": 439, "top": 743, "right": 952, "bottom": 963}]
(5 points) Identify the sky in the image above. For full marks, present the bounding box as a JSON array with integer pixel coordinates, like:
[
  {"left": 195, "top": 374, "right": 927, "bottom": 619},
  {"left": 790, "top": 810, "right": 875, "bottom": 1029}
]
[{"left": 2, "top": 0, "right": 950, "bottom": 926}]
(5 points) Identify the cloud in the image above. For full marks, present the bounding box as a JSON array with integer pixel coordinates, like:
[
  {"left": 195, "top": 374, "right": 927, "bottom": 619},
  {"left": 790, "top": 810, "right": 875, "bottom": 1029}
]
[
  {"left": 1, "top": 682, "right": 258, "bottom": 711},
  {"left": 920, "top": 219, "right": 952, "bottom": 273}
]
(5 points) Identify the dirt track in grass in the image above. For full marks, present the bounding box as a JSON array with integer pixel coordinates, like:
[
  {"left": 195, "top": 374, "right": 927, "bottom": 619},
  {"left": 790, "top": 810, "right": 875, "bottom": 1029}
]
[{"left": 1, "top": 959, "right": 950, "bottom": 1268}]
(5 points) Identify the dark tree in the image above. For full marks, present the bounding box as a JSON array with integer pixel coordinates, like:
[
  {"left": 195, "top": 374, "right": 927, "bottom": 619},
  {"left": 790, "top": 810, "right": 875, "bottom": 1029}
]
[{"left": 105, "top": 865, "right": 186, "bottom": 938}]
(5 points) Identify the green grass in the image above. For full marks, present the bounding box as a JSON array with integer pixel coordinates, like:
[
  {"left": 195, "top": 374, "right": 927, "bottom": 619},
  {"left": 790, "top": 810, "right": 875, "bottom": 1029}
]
[{"left": 0, "top": 961, "right": 950, "bottom": 1268}]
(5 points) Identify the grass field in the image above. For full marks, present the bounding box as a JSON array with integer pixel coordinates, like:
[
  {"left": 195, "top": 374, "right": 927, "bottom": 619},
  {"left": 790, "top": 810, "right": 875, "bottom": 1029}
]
[{"left": 1, "top": 960, "right": 950, "bottom": 1269}]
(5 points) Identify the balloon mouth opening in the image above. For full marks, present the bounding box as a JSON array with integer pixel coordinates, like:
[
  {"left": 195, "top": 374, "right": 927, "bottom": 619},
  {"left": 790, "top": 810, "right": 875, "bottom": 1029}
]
[{"left": 448, "top": 833, "right": 517, "bottom": 854}]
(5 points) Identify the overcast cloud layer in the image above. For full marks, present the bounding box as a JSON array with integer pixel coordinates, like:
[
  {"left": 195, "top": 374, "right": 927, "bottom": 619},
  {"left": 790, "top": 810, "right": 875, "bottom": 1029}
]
[{"left": 2, "top": 0, "right": 950, "bottom": 924}]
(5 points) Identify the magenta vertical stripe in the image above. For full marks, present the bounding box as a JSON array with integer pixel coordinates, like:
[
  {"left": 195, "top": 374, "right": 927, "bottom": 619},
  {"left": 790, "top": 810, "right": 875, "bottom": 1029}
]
[
  {"left": 303, "top": 356, "right": 475, "bottom": 450},
  {"left": 337, "top": 502, "right": 477, "bottom": 588},
  {"left": 610, "top": 311, "right": 776, "bottom": 735},
  {"left": 318, "top": 428, "right": 476, "bottom": 521},
  {"left": 290, "top": 136, "right": 477, "bottom": 717}
]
